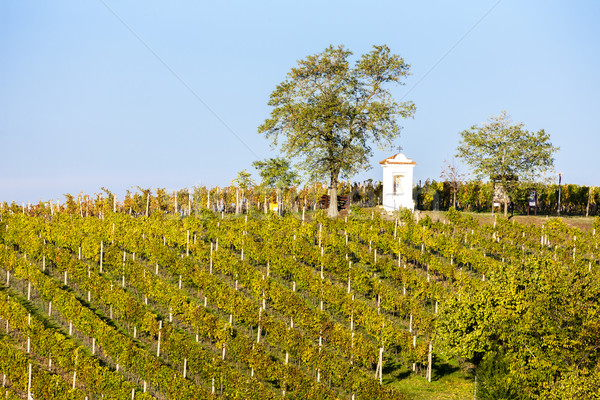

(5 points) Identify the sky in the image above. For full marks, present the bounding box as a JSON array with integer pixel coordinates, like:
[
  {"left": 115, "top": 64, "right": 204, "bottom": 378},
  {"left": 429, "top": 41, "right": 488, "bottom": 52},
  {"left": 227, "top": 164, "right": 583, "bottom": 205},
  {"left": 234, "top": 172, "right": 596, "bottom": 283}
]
[{"left": 1, "top": 1, "right": 599, "bottom": 204}]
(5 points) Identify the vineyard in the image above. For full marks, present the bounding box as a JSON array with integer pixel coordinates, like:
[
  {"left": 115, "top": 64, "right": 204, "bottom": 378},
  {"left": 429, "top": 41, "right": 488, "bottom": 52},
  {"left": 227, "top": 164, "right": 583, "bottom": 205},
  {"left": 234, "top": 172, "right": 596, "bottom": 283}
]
[{"left": 1, "top": 204, "right": 599, "bottom": 399}]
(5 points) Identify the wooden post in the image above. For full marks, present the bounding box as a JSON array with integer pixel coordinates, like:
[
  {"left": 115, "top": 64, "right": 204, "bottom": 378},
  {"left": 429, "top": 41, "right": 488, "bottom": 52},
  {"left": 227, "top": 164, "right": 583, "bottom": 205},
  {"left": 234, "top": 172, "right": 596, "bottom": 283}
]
[
  {"left": 347, "top": 261, "right": 352, "bottom": 294},
  {"left": 377, "top": 347, "right": 384, "bottom": 384},
  {"left": 427, "top": 341, "right": 433, "bottom": 382},
  {"left": 100, "top": 241, "right": 103, "bottom": 273},
  {"left": 183, "top": 358, "right": 187, "bottom": 379},
  {"left": 27, "top": 363, "right": 32, "bottom": 399},
  {"left": 174, "top": 191, "right": 178, "bottom": 214},
  {"left": 256, "top": 308, "right": 262, "bottom": 344},
  {"left": 157, "top": 320, "right": 162, "bottom": 357}
]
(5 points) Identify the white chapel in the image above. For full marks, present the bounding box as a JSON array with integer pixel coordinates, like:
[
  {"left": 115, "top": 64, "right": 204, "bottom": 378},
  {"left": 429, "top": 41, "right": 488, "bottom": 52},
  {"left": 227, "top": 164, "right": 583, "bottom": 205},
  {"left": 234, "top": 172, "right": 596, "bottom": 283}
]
[{"left": 380, "top": 152, "right": 416, "bottom": 212}]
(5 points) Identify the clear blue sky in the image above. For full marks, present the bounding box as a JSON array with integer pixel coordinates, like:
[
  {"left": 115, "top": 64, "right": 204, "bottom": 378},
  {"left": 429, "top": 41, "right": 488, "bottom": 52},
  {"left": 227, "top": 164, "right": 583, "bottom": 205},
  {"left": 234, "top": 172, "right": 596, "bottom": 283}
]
[{"left": 2, "top": 1, "right": 599, "bottom": 204}]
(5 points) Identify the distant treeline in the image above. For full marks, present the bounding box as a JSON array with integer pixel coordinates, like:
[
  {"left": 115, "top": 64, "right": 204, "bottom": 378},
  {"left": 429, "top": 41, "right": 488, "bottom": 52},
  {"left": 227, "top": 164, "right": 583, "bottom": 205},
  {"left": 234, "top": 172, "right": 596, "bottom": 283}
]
[
  {"left": 3, "top": 181, "right": 383, "bottom": 217},
  {"left": 415, "top": 180, "right": 599, "bottom": 216},
  {"left": 4, "top": 180, "right": 598, "bottom": 217}
]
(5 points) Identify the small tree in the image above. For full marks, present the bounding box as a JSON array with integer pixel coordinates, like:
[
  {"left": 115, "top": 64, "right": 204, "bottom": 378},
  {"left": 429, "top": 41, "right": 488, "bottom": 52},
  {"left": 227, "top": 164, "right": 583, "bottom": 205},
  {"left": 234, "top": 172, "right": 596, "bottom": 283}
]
[
  {"left": 440, "top": 159, "right": 465, "bottom": 209},
  {"left": 258, "top": 45, "right": 416, "bottom": 217},
  {"left": 252, "top": 158, "right": 299, "bottom": 215},
  {"left": 456, "top": 112, "right": 558, "bottom": 216},
  {"left": 232, "top": 169, "right": 255, "bottom": 214},
  {"left": 232, "top": 169, "right": 254, "bottom": 190}
]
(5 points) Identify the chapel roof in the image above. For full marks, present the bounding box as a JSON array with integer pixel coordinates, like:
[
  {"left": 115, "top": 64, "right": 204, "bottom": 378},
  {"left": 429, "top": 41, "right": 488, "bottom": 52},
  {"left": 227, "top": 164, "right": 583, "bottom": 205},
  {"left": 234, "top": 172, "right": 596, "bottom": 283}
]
[{"left": 379, "top": 152, "right": 416, "bottom": 165}]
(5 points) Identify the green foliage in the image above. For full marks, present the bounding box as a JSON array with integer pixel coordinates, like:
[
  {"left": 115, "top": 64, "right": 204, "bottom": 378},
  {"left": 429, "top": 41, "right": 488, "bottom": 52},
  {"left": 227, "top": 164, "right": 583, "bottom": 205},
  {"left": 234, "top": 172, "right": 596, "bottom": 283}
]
[
  {"left": 232, "top": 169, "right": 255, "bottom": 189},
  {"left": 259, "top": 44, "right": 415, "bottom": 216},
  {"left": 4, "top": 194, "right": 600, "bottom": 399},
  {"left": 546, "top": 369, "right": 600, "bottom": 400},
  {"left": 63, "top": 193, "right": 78, "bottom": 214},
  {"left": 438, "top": 255, "right": 600, "bottom": 399},
  {"left": 456, "top": 112, "right": 558, "bottom": 214},
  {"left": 476, "top": 350, "right": 524, "bottom": 400},
  {"left": 252, "top": 157, "right": 299, "bottom": 189},
  {"left": 457, "top": 111, "right": 558, "bottom": 183}
]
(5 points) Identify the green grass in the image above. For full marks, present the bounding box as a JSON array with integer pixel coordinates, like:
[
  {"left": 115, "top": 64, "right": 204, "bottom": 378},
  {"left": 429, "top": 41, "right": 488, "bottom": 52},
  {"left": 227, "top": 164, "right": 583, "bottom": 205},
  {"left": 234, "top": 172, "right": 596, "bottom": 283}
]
[
  {"left": 384, "top": 356, "right": 475, "bottom": 400},
  {"left": 421, "top": 210, "right": 596, "bottom": 231}
]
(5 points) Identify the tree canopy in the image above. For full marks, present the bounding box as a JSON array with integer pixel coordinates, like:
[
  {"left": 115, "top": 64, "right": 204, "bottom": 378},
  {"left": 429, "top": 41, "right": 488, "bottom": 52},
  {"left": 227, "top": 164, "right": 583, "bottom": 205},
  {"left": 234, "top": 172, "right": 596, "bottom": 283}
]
[
  {"left": 252, "top": 157, "right": 299, "bottom": 215},
  {"left": 258, "top": 44, "right": 416, "bottom": 216},
  {"left": 232, "top": 169, "right": 254, "bottom": 190},
  {"left": 456, "top": 111, "right": 558, "bottom": 215},
  {"left": 252, "top": 157, "right": 299, "bottom": 190}
]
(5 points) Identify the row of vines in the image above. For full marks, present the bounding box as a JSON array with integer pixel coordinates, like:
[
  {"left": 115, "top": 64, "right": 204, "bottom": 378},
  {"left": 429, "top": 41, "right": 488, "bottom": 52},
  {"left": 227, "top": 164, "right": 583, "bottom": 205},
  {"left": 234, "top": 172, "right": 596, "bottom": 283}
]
[{"left": 0, "top": 205, "right": 598, "bottom": 399}]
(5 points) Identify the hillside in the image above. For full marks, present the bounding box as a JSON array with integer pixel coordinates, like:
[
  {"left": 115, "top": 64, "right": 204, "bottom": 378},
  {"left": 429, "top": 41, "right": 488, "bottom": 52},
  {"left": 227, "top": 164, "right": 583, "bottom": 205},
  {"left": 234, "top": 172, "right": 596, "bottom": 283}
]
[{"left": 0, "top": 206, "right": 598, "bottom": 399}]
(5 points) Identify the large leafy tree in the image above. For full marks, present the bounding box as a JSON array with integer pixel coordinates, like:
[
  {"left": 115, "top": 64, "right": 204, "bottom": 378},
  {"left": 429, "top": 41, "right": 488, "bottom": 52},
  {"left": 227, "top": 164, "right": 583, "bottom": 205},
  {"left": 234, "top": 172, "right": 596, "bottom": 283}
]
[
  {"left": 456, "top": 112, "right": 558, "bottom": 215},
  {"left": 258, "top": 45, "right": 416, "bottom": 217}
]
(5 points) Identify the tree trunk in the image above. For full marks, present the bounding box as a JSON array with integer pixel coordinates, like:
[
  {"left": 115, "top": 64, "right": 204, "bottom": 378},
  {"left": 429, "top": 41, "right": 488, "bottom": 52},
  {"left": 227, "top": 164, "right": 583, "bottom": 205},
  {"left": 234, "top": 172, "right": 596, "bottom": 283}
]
[
  {"left": 277, "top": 189, "right": 281, "bottom": 216},
  {"left": 453, "top": 187, "right": 457, "bottom": 209},
  {"left": 586, "top": 186, "right": 592, "bottom": 217},
  {"left": 328, "top": 186, "right": 339, "bottom": 218}
]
